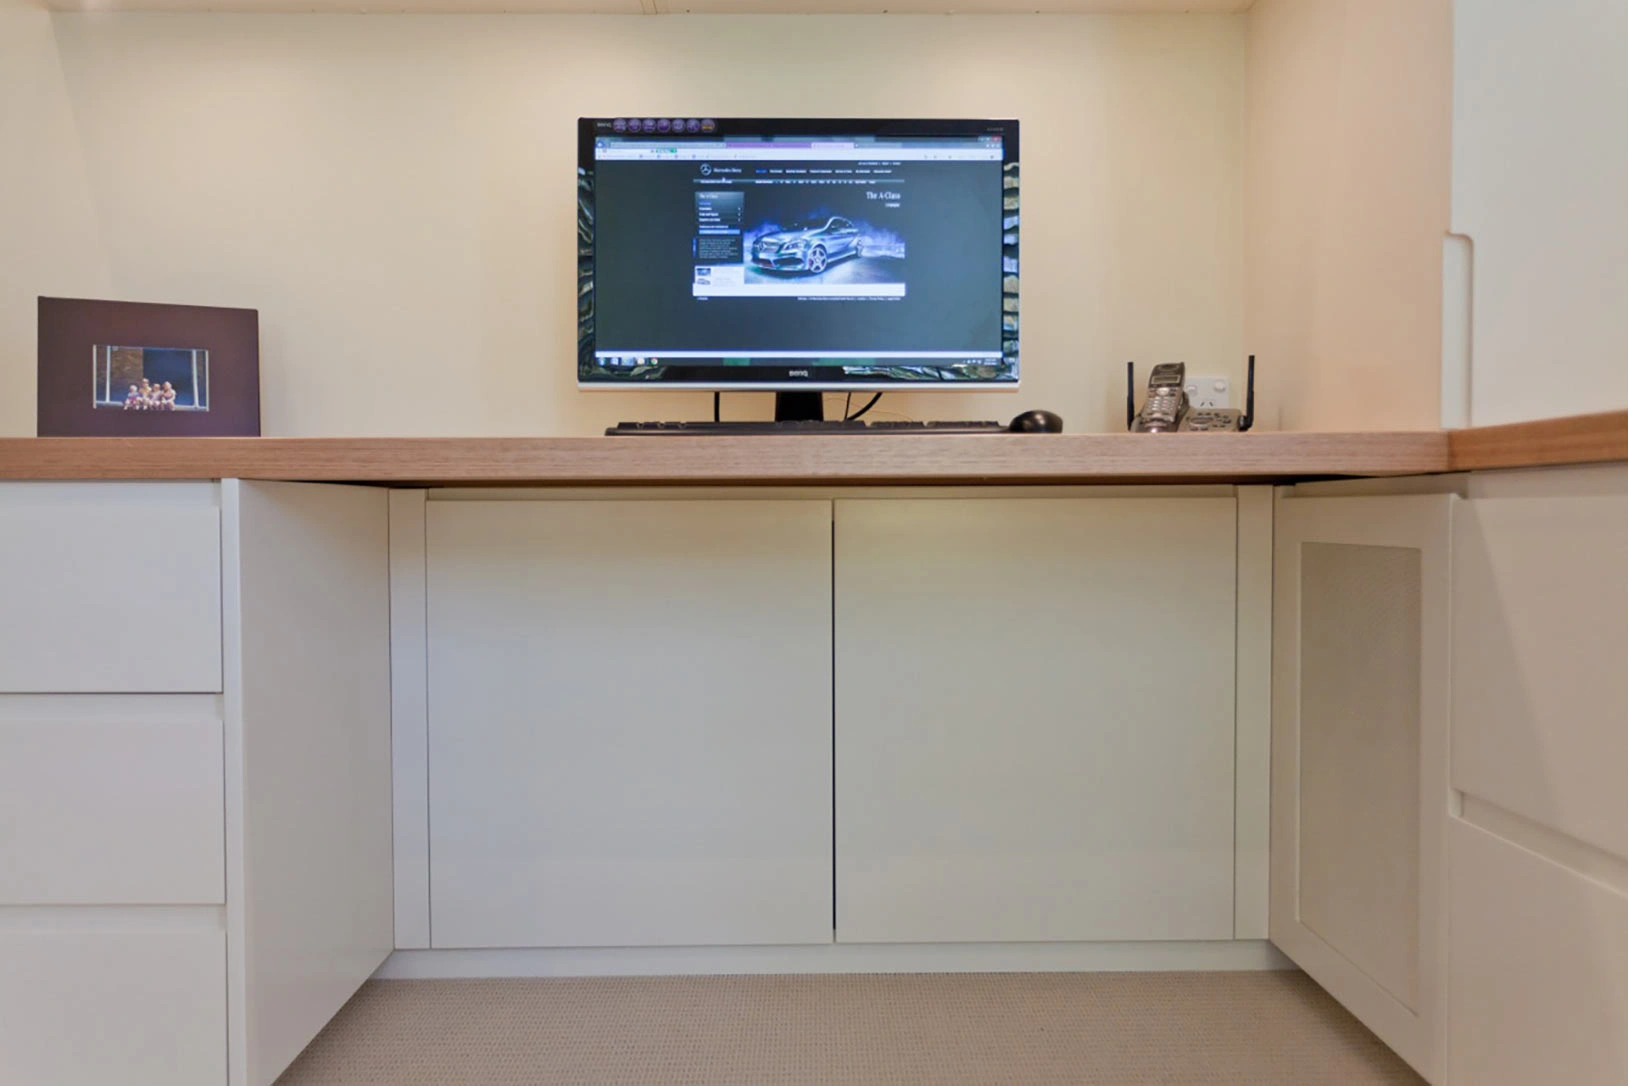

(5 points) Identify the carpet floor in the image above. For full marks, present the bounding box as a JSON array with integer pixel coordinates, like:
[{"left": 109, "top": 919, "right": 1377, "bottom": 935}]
[{"left": 276, "top": 971, "right": 1423, "bottom": 1085}]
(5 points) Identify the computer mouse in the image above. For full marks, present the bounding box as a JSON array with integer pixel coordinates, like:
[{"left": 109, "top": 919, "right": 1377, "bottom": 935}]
[{"left": 1008, "top": 409, "right": 1064, "bottom": 434}]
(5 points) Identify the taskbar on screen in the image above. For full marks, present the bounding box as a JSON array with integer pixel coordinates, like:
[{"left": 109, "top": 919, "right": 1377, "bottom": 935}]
[{"left": 584, "top": 354, "right": 1014, "bottom": 384}]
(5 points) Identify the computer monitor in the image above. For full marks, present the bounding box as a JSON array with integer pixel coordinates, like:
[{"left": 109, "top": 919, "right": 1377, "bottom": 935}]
[{"left": 578, "top": 117, "right": 1019, "bottom": 420}]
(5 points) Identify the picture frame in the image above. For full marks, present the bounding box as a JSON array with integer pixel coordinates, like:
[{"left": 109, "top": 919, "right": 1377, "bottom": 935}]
[{"left": 37, "top": 296, "right": 261, "bottom": 437}]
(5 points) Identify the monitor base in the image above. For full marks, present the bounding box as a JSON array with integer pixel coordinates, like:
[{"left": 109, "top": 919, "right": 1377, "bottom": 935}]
[{"left": 774, "top": 392, "right": 825, "bottom": 423}]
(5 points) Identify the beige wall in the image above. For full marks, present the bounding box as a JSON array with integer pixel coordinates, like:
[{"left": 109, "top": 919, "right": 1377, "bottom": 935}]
[
  {"left": 1, "top": 12, "right": 1245, "bottom": 437},
  {"left": 1243, "top": 0, "right": 1451, "bottom": 432},
  {"left": 0, "top": 0, "right": 112, "bottom": 440}
]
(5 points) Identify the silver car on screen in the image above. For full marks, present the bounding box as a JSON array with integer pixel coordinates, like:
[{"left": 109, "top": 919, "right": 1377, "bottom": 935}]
[{"left": 750, "top": 217, "right": 862, "bottom": 274}]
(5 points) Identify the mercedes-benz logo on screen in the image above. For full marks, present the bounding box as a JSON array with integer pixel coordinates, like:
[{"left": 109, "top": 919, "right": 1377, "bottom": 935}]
[{"left": 699, "top": 163, "right": 712, "bottom": 175}]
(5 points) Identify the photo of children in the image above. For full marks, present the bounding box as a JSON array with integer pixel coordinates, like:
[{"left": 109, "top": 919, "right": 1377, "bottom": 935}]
[
  {"left": 39, "top": 296, "right": 258, "bottom": 437},
  {"left": 92, "top": 345, "right": 209, "bottom": 412}
]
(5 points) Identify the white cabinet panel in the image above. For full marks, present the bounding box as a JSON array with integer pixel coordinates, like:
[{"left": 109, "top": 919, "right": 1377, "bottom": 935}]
[
  {"left": 834, "top": 497, "right": 1237, "bottom": 944},
  {"left": 1452, "top": 495, "right": 1628, "bottom": 860},
  {"left": 0, "top": 925, "right": 226, "bottom": 1086},
  {"left": 1271, "top": 494, "right": 1451, "bottom": 1083},
  {"left": 1447, "top": 483, "right": 1628, "bottom": 1084},
  {"left": 0, "top": 483, "right": 221, "bottom": 693},
  {"left": 426, "top": 499, "right": 833, "bottom": 949},
  {"left": 0, "top": 699, "right": 223, "bottom": 905},
  {"left": 1448, "top": 819, "right": 1628, "bottom": 1086},
  {"left": 1297, "top": 541, "right": 1421, "bottom": 1010},
  {"left": 223, "top": 481, "right": 395, "bottom": 1086},
  {"left": 388, "top": 489, "right": 431, "bottom": 950},
  {"left": 1452, "top": 0, "right": 1628, "bottom": 424}
]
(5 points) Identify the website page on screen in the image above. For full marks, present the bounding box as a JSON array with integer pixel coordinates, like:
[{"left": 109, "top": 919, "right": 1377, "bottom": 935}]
[{"left": 592, "top": 133, "right": 1006, "bottom": 374}]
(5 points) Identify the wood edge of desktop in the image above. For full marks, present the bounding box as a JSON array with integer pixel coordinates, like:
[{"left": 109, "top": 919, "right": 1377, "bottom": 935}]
[
  {"left": 0, "top": 432, "right": 1445, "bottom": 485},
  {"left": 0, "top": 411, "right": 1622, "bottom": 484},
  {"left": 1445, "top": 409, "right": 1628, "bottom": 473}
]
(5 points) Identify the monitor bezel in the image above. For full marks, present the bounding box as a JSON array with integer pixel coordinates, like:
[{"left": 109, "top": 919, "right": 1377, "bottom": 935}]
[{"left": 577, "top": 116, "right": 1020, "bottom": 392}]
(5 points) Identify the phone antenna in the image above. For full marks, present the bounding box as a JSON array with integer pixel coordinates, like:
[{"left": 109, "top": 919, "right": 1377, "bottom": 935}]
[
  {"left": 1125, "top": 361, "right": 1136, "bottom": 432},
  {"left": 1240, "top": 354, "right": 1256, "bottom": 432}
]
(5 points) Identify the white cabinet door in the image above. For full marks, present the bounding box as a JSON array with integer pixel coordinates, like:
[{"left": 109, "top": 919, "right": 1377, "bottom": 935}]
[
  {"left": 1271, "top": 493, "right": 1452, "bottom": 1083},
  {"left": 0, "top": 483, "right": 221, "bottom": 693},
  {"left": 834, "top": 497, "right": 1237, "bottom": 944},
  {"left": 1448, "top": 488, "right": 1628, "bottom": 1085},
  {"left": 1452, "top": 494, "right": 1628, "bottom": 860},
  {"left": 426, "top": 499, "right": 833, "bottom": 949},
  {"left": 1448, "top": 819, "right": 1628, "bottom": 1086},
  {"left": 0, "top": 926, "right": 226, "bottom": 1086}
]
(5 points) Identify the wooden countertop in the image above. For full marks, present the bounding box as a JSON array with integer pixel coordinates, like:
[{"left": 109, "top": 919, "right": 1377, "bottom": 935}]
[
  {"left": 1446, "top": 409, "right": 1628, "bottom": 472},
  {"left": 0, "top": 411, "right": 1621, "bottom": 486},
  {"left": 0, "top": 431, "right": 1450, "bottom": 486}
]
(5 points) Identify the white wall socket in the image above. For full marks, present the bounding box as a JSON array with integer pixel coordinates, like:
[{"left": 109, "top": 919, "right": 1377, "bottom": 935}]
[{"left": 1184, "top": 376, "right": 1230, "bottom": 410}]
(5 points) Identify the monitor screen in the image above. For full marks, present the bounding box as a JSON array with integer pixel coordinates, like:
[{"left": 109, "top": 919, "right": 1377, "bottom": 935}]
[{"left": 577, "top": 117, "right": 1019, "bottom": 390}]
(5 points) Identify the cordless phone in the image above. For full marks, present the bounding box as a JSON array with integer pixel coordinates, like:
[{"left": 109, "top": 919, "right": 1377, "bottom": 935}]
[{"left": 1126, "top": 356, "right": 1256, "bottom": 433}]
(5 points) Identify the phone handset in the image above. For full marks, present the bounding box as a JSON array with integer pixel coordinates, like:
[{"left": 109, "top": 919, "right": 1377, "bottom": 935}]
[{"left": 1130, "top": 362, "right": 1189, "bottom": 432}]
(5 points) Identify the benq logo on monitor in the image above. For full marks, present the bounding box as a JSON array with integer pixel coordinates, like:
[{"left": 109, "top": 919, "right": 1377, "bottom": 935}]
[{"left": 788, "top": 369, "right": 811, "bottom": 378}]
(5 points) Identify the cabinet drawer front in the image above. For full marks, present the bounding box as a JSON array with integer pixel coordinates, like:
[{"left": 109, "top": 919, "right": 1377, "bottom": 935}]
[
  {"left": 0, "top": 924, "right": 226, "bottom": 1086},
  {"left": 1452, "top": 496, "right": 1628, "bottom": 859},
  {"left": 1449, "top": 819, "right": 1628, "bottom": 1086},
  {"left": 0, "top": 701, "right": 224, "bottom": 905},
  {"left": 0, "top": 483, "right": 222, "bottom": 692}
]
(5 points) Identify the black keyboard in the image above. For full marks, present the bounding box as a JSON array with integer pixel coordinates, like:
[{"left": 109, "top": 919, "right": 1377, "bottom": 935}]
[{"left": 606, "top": 419, "right": 1007, "bottom": 436}]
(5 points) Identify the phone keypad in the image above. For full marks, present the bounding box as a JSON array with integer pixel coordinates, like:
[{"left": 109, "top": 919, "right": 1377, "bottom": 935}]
[
  {"left": 1184, "top": 411, "right": 1237, "bottom": 432},
  {"left": 1146, "top": 390, "right": 1182, "bottom": 422}
]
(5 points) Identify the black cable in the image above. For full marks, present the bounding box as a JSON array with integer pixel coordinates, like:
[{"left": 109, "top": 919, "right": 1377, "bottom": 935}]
[
  {"left": 844, "top": 392, "right": 852, "bottom": 421},
  {"left": 713, "top": 392, "right": 720, "bottom": 422},
  {"left": 845, "top": 392, "right": 882, "bottom": 421}
]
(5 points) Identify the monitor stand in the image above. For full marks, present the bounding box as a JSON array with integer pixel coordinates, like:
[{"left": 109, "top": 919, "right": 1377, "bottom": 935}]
[{"left": 774, "top": 392, "right": 825, "bottom": 423}]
